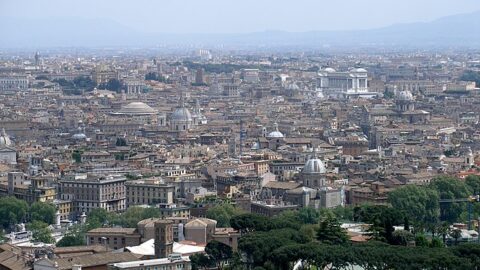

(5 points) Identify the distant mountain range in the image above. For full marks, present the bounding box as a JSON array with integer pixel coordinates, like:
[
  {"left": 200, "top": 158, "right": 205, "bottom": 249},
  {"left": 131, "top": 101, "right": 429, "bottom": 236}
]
[{"left": 1, "top": 11, "right": 480, "bottom": 49}]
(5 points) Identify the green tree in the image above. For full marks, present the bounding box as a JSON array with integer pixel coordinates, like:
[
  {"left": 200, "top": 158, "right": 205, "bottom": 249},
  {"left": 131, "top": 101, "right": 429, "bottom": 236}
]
[
  {"left": 353, "top": 204, "right": 402, "bottom": 243},
  {"left": 0, "top": 196, "right": 28, "bottom": 229},
  {"left": 299, "top": 224, "right": 319, "bottom": 242},
  {"left": 404, "top": 216, "right": 410, "bottom": 231},
  {"left": 451, "top": 243, "right": 480, "bottom": 266},
  {"left": 116, "top": 137, "right": 127, "bottom": 146},
  {"left": 0, "top": 230, "right": 4, "bottom": 243},
  {"left": 430, "top": 237, "right": 444, "bottom": 248},
  {"left": 86, "top": 208, "right": 110, "bottom": 230},
  {"left": 331, "top": 205, "right": 354, "bottom": 221},
  {"left": 105, "top": 78, "right": 121, "bottom": 92},
  {"left": 56, "top": 224, "right": 86, "bottom": 247},
  {"left": 296, "top": 207, "right": 320, "bottom": 224},
  {"left": 388, "top": 184, "right": 440, "bottom": 227},
  {"left": 56, "top": 235, "right": 84, "bottom": 247},
  {"left": 444, "top": 149, "right": 455, "bottom": 157},
  {"left": 466, "top": 175, "right": 480, "bottom": 195},
  {"left": 205, "top": 241, "right": 233, "bottom": 270},
  {"left": 190, "top": 253, "right": 213, "bottom": 270},
  {"left": 430, "top": 176, "right": 471, "bottom": 223},
  {"left": 384, "top": 90, "right": 394, "bottom": 99},
  {"left": 238, "top": 228, "right": 308, "bottom": 267},
  {"left": 145, "top": 72, "right": 158, "bottom": 81},
  {"left": 119, "top": 207, "right": 161, "bottom": 228},
  {"left": 414, "top": 234, "right": 429, "bottom": 247},
  {"left": 269, "top": 212, "right": 302, "bottom": 230},
  {"left": 145, "top": 72, "right": 167, "bottom": 83},
  {"left": 316, "top": 215, "right": 348, "bottom": 245},
  {"left": 449, "top": 228, "right": 462, "bottom": 245},
  {"left": 230, "top": 214, "right": 269, "bottom": 234},
  {"left": 30, "top": 202, "right": 56, "bottom": 224},
  {"left": 28, "top": 221, "right": 54, "bottom": 243},
  {"left": 460, "top": 70, "right": 480, "bottom": 86},
  {"left": 227, "top": 252, "right": 248, "bottom": 270},
  {"left": 437, "top": 222, "right": 450, "bottom": 245},
  {"left": 73, "top": 76, "right": 96, "bottom": 90},
  {"left": 53, "top": 78, "right": 74, "bottom": 88},
  {"left": 72, "top": 150, "right": 82, "bottom": 163},
  {"left": 206, "top": 204, "right": 244, "bottom": 228}
]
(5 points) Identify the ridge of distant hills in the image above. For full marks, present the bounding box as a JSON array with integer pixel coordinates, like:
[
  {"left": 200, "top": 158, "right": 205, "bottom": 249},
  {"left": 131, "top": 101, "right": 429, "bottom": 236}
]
[{"left": 1, "top": 11, "right": 479, "bottom": 49}]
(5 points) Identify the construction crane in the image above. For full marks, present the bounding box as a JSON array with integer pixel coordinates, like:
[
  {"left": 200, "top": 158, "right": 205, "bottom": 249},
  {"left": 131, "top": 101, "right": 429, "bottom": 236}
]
[{"left": 439, "top": 195, "right": 480, "bottom": 230}]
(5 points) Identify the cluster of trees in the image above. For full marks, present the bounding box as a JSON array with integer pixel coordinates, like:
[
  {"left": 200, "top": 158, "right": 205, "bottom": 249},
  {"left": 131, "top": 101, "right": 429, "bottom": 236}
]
[
  {"left": 56, "top": 224, "right": 85, "bottom": 247},
  {"left": 145, "top": 72, "right": 169, "bottom": 83},
  {"left": 97, "top": 78, "right": 122, "bottom": 92},
  {"left": 53, "top": 76, "right": 97, "bottom": 95},
  {"left": 115, "top": 137, "right": 127, "bottom": 146},
  {"left": 388, "top": 175, "right": 480, "bottom": 230},
  {"left": 268, "top": 242, "right": 480, "bottom": 270},
  {"left": 53, "top": 76, "right": 125, "bottom": 94},
  {"left": 460, "top": 70, "right": 480, "bottom": 86},
  {"left": 72, "top": 150, "right": 83, "bottom": 163},
  {"left": 0, "top": 197, "right": 56, "bottom": 228},
  {"left": 0, "top": 199, "right": 170, "bottom": 246},
  {"left": 190, "top": 241, "right": 233, "bottom": 270},
  {"left": 190, "top": 184, "right": 480, "bottom": 270},
  {"left": 206, "top": 204, "right": 244, "bottom": 227},
  {"left": 0, "top": 197, "right": 56, "bottom": 243},
  {"left": 198, "top": 209, "right": 480, "bottom": 270},
  {"left": 28, "top": 221, "right": 55, "bottom": 244}
]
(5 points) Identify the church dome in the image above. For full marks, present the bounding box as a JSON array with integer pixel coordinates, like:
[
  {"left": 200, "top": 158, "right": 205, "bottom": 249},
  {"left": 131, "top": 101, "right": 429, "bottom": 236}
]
[
  {"left": 267, "top": 131, "right": 284, "bottom": 138},
  {"left": 267, "top": 123, "right": 284, "bottom": 138},
  {"left": 117, "top": 102, "right": 157, "bottom": 115},
  {"left": 302, "top": 157, "right": 326, "bottom": 174},
  {"left": 397, "top": 90, "right": 414, "bottom": 101},
  {"left": 286, "top": 83, "right": 300, "bottom": 91},
  {"left": 352, "top": 68, "right": 367, "bottom": 73},
  {"left": 72, "top": 133, "right": 87, "bottom": 140},
  {"left": 324, "top": 67, "right": 336, "bottom": 73},
  {"left": 0, "top": 129, "right": 12, "bottom": 146},
  {"left": 171, "top": 107, "right": 192, "bottom": 122}
]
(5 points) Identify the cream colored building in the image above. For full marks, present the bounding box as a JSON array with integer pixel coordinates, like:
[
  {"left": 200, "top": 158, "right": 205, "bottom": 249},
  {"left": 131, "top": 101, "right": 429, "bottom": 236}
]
[{"left": 125, "top": 179, "right": 175, "bottom": 207}]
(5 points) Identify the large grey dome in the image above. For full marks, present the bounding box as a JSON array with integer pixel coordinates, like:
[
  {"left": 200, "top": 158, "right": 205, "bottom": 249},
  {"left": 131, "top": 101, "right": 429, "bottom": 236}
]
[
  {"left": 267, "top": 130, "right": 284, "bottom": 138},
  {"left": 286, "top": 83, "right": 300, "bottom": 91},
  {"left": 171, "top": 107, "right": 192, "bottom": 122},
  {"left": 302, "top": 158, "right": 326, "bottom": 174},
  {"left": 267, "top": 123, "right": 284, "bottom": 138},
  {"left": 0, "top": 129, "right": 12, "bottom": 146},
  {"left": 117, "top": 102, "right": 157, "bottom": 115}
]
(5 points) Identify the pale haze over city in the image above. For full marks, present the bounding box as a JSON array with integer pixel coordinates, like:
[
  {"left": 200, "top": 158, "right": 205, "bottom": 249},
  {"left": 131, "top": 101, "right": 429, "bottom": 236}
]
[
  {"left": 1, "top": 1, "right": 480, "bottom": 270},
  {"left": 2, "top": 0, "right": 480, "bottom": 33}
]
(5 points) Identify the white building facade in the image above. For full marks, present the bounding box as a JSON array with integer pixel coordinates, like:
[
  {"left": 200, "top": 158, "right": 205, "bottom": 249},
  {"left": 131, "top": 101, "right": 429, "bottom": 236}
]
[{"left": 317, "top": 68, "right": 377, "bottom": 98}]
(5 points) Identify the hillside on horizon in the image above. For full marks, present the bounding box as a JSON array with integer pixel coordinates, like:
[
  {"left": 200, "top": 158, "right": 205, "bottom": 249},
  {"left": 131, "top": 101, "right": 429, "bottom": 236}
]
[{"left": 1, "top": 10, "right": 480, "bottom": 49}]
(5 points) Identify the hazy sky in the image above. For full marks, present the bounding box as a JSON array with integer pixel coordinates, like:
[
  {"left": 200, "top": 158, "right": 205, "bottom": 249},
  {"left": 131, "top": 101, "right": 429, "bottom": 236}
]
[{"left": 1, "top": 0, "right": 480, "bottom": 33}]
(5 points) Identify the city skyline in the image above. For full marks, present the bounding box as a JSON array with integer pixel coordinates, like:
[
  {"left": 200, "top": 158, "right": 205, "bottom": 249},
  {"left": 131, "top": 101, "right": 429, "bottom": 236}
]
[{"left": 1, "top": 1, "right": 480, "bottom": 269}]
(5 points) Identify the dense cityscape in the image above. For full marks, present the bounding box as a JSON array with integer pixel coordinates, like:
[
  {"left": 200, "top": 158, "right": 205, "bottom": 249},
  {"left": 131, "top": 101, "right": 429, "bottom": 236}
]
[{"left": 2, "top": 1, "right": 480, "bottom": 270}]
